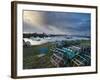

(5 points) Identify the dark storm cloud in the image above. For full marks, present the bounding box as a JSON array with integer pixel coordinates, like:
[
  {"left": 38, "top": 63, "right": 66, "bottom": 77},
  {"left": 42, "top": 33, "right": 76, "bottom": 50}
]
[
  {"left": 44, "top": 12, "right": 91, "bottom": 36},
  {"left": 23, "top": 11, "right": 91, "bottom": 36}
]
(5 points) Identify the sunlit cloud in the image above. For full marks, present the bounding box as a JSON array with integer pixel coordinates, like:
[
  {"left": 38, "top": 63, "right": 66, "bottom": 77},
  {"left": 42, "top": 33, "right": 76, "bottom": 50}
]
[{"left": 23, "top": 11, "right": 45, "bottom": 27}]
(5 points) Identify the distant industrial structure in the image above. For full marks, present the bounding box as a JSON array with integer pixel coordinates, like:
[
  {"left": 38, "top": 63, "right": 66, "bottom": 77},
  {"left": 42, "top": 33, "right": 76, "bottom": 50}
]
[{"left": 50, "top": 46, "right": 91, "bottom": 67}]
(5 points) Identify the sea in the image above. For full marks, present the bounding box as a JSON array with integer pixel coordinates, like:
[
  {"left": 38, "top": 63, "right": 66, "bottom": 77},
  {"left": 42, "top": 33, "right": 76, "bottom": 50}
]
[{"left": 24, "top": 36, "right": 90, "bottom": 46}]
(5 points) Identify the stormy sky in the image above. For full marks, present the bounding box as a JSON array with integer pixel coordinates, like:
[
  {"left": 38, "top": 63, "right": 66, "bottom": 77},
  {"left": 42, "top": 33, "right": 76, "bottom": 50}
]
[{"left": 23, "top": 10, "right": 91, "bottom": 36}]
